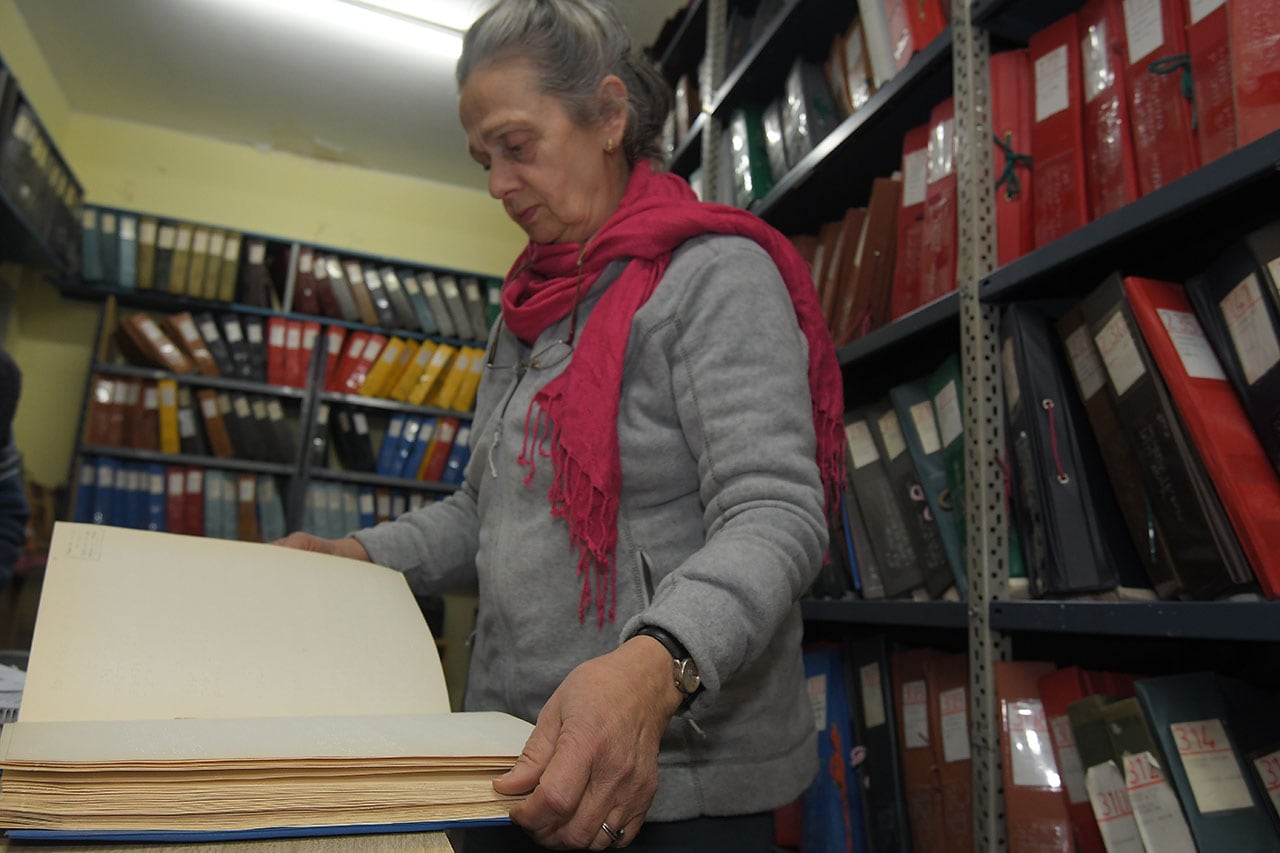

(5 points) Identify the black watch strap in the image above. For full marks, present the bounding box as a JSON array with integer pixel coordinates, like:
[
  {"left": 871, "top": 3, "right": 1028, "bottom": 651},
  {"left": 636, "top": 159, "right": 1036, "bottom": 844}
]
[
  {"left": 635, "top": 625, "right": 703, "bottom": 709},
  {"left": 635, "top": 625, "right": 689, "bottom": 660}
]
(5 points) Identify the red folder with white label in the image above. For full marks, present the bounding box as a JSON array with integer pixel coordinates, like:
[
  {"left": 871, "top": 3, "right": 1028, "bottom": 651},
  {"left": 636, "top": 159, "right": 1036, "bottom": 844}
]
[
  {"left": 1078, "top": 0, "right": 1141, "bottom": 218},
  {"left": 1122, "top": 0, "right": 1200, "bottom": 194},
  {"left": 1229, "top": 0, "right": 1280, "bottom": 146},
  {"left": 1029, "top": 13, "right": 1090, "bottom": 248},
  {"left": 1185, "top": 0, "right": 1237, "bottom": 165},
  {"left": 920, "top": 97, "right": 958, "bottom": 304},
  {"left": 891, "top": 123, "right": 931, "bottom": 319},
  {"left": 1123, "top": 276, "right": 1280, "bottom": 598}
]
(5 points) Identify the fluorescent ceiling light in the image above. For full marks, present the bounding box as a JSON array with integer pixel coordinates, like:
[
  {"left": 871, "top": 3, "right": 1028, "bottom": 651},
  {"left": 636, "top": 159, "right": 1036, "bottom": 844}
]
[{"left": 337, "top": 0, "right": 492, "bottom": 32}]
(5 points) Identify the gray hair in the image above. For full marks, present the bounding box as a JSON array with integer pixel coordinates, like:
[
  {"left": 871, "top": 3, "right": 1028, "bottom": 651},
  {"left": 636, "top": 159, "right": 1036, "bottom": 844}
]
[{"left": 456, "top": 0, "right": 672, "bottom": 167}]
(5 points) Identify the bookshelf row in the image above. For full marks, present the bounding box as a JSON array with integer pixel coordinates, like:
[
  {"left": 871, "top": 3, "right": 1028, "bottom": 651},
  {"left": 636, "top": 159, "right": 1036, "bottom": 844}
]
[
  {"left": 0, "top": 52, "right": 82, "bottom": 273},
  {"left": 790, "top": 636, "right": 1280, "bottom": 852},
  {"left": 67, "top": 294, "right": 481, "bottom": 532}
]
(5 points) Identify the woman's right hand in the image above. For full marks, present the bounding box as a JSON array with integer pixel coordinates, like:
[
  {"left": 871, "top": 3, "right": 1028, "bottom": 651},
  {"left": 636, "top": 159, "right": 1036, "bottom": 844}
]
[{"left": 272, "top": 532, "right": 372, "bottom": 562}]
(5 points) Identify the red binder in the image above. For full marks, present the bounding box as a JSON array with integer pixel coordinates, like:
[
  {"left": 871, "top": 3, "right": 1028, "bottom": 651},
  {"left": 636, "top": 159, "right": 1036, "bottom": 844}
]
[
  {"left": 165, "top": 467, "right": 188, "bottom": 537},
  {"left": 1122, "top": 0, "right": 1200, "bottom": 194},
  {"left": 1029, "top": 13, "right": 1090, "bottom": 248},
  {"left": 989, "top": 49, "right": 1035, "bottom": 266},
  {"left": 891, "top": 123, "right": 931, "bottom": 319},
  {"left": 1078, "top": 0, "right": 1141, "bottom": 219},
  {"left": 1037, "top": 667, "right": 1109, "bottom": 853},
  {"left": 1229, "top": 0, "right": 1280, "bottom": 146},
  {"left": 920, "top": 97, "right": 958, "bottom": 305},
  {"left": 266, "top": 317, "right": 288, "bottom": 387},
  {"left": 1185, "top": 0, "right": 1237, "bottom": 165},
  {"left": 904, "top": 0, "right": 947, "bottom": 53},
  {"left": 290, "top": 246, "right": 321, "bottom": 317},
  {"left": 324, "top": 330, "right": 368, "bottom": 393},
  {"left": 1123, "top": 276, "right": 1280, "bottom": 598},
  {"left": 184, "top": 468, "right": 205, "bottom": 537},
  {"left": 995, "top": 660, "right": 1073, "bottom": 853}
]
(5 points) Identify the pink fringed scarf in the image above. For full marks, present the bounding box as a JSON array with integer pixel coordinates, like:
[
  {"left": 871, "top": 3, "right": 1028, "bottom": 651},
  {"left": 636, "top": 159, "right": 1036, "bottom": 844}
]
[{"left": 502, "top": 161, "right": 845, "bottom": 626}]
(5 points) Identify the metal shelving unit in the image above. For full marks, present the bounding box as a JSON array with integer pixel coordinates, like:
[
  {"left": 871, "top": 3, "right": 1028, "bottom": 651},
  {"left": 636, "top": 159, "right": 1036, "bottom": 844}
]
[{"left": 687, "top": 2, "right": 1280, "bottom": 850}]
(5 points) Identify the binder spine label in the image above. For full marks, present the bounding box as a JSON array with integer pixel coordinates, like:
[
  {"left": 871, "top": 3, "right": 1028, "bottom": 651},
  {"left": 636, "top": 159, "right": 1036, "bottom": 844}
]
[
  {"left": 1123, "top": 751, "right": 1197, "bottom": 852},
  {"left": 1155, "top": 308, "right": 1227, "bottom": 380},
  {"left": 858, "top": 663, "right": 886, "bottom": 728},
  {"left": 1035, "top": 44, "right": 1070, "bottom": 121},
  {"left": 845, "top": 420, "right": 880, "bottom": 469},
  {"left": 901, "top": 679, "right": 929, "bottom": 747},
  {"left": 1170, "top": 719, "right": 1254, "bottom": 812},
  {"left": 1095, "top": 311, "right": 1146, "bottom": 395},
  {"left": 1006, "top": 698, "right": 1061, "bottom": 788},
  {"left": 1123, "top": 0, "right": 1164, "bottom": 63},
  {"left": 939, "top": 686, "right": 970, "bottom": 762},
  {"left": 805, "top": 673, "right": 827, "bottom": 731},
  {"left": 1221, "top": 274, "right": 1280, "bottom": 384},
  {"left": 1187, "top": 0, "right": 1225, "bottom": 25},
  {"left": 1253, "top": 750, "right": 1280, "bottom": 815},
  {"left": 1084, "top": 763, "right": 1143, "bottom": 850}
]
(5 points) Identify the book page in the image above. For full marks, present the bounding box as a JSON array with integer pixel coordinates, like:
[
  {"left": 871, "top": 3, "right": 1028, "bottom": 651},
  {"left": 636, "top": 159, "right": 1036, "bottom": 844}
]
[{"left": 20, "top": 523, "right": 450, "bottom": 723}]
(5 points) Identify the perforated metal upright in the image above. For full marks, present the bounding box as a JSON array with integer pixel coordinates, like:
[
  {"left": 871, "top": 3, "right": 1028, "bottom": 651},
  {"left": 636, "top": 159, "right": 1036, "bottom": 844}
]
[
  {"left": 951, "top": 2, "right": 1012, "bottom": 851},
  {"left": 700, "top": 0, "right": 727, "bottom": 207}
]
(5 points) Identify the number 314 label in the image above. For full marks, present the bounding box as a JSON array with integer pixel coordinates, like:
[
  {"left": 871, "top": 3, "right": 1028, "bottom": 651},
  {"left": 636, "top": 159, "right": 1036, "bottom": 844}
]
[{"left": 1170, "top": 719, "right": 1253, "bottom": 813}]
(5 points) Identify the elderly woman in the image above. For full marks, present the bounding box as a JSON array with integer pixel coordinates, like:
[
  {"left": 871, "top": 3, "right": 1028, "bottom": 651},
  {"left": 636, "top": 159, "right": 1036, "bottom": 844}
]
[{"left": 281, "top": 0, "right": 844, "bottom": 849}]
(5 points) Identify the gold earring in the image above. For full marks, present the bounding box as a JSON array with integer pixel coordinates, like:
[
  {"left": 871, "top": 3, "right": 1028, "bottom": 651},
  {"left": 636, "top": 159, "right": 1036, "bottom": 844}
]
[{"left": 605, "top": 139, "right": 616, "bottom": 153}]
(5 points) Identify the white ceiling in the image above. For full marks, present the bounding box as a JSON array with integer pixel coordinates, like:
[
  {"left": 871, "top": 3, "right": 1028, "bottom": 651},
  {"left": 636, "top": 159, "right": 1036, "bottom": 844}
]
[{"left": 14, "top": 0, "right": 688, "bottom": 193}]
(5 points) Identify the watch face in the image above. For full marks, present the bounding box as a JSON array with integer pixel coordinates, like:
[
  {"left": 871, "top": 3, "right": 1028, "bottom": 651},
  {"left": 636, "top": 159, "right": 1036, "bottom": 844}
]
[{"left": 675, "top": 659, "right": 701, "bottom": 695}]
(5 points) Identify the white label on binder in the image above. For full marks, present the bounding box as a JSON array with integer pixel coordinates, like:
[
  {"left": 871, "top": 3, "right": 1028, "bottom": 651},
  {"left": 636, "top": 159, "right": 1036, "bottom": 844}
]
[
  {"left": 234, "top": 397, "right": 251, "bottom": 418},
  {"left": 1050, "top": 714, "right": 1088, "bottom": 804},
  {"left": 1124, "top": 751, "right": 1197, "bottom": 852},
  {"left": 246, "top": 322, "right": 263, "bottom": 345},
  {"left": 285, "top": 325, "right": 302, "bottom": 348},
  {"left": 82, "top": 208, "right": 97, "bottom": 229},
  {"left": 1064, "top": 325, "right": 1106, "bottom": 399},
  {"left": 186, "top": 469, "right": 203, "bottom": 492},
  {"left": 159, "top": 384, "right": 175, "bottom": 408},
  {"left": 299, "top": 249, "right": 313, "bottom": 274},
  {"left": 876, "top": 409, "right": 907, "bottom": 461},
  {"left": 201, "top": 396, "right": 217, "bottom": 418},
  {"left": 168, "top": 470, "right": 184, "bottom": 494},
  {"left": 149, "top": 472, "right": 164, "bottom": 495},
  {"left": 387, "top": 418, "right": 403, "bottom": 440},
  {"left": 239, "top": 478, "right": 254, "bottom": 502},
  {"left": 1085, "top": 762, "right": 1144, "bottom": 852},
  {"left": 260, "top": 477, "right": 276, "bottom": 500},
  {"left": 119, "top": 217, "right": 136, "bottom": 241},
  {"left": 100, "top": 213, "right": 117, "bottom": 235},
  {"left": 175, "top": 226, "right": 192, "bottom": 251},
  {"left": 1034, "top": 45, "right": 1069, "bottom": 122},
  {"left": 844, "top": 420, "right": 880, "bottom": 469},
  {"left": 909, "top": 400, "right": 942, "bottom": 456},
  {"left": 248, "top": 241, "right": 266, "bottom": 265},
  {"left": 223, "top": 234, "right": 241, "bottom": 261},
  {"left": 177, "top": 409, "right": 196, "bottom": 437},
  {"left": 1188, "top": 0, "right": 1225, "bottom": 25},
  {"left": 376, "top": 491, "right": 391, "bottom": 517},
  {"left": 1170, "top": 718, "right": 1254, "bottom": 812},
  {"left": 806, "top": 674, "right": 827, "bottom": 732},
  {"left": 939, "top": 686, "right": 970, "bottom": 762},
  {"left": 1157, "top": 308, "right": 1226, "bottom": 381},
  {"left": 1001, "top": 338, "right": 1021, "bottom": 411},
  {"left": 222, "top": 321, "right": 243, "bottom": 344},
  {"left": 902, "top": 147, "right": 928, "bottom": 207},
  {"left": 200, "top": 321, "right": 220, "bottom": 343},
  {"left": 359, "top": 491, "right": 375, "bottom": 516},
  {"left": 901, "top": 680, "right": 929, "bottom": 748},
  {"left": 267, "top": 400, "right": 285, "bottom": 421},
  {"left": 138, "top": 218, "right": 157, "bottom": 245},
  {"left": 361, "top": 338, "right": 382, "bottom": 361},
  {"left": 208, "top": 230, "right": 225, "bottom": 256},
  {"left": 1006, "top": 699, "right": 1062, "bottom": 788},
  {"left": 1095, "top": 312, "right": 1146, "bottom": 396},
  {"left": 158, "top": 224, "right": 177, "bottom": 250},
  {"left": 859, "top": 663, "right": 886, "bottom": 729},
  {"left": 270, "top": 323, "right": 286, "bottom": 347},
  {"left": 251, "top": 399, "right": 267, "bottom": 419},
  {"left": 934, "top": 380, "right": 962, "bottom": 446},
  {"left": 1221, "top": 273, "right": 1280, "bottom": 385},
  {"left": 192, "top": 229, "right": 209, "bottom": 253},
  {"left": 354, "top": 413, "right": 369, "bottom": 435},
  {"left": 1253, "top": 750, "right": 1280, "bottom": 816},
  {"left": 1123, "top": 0, "right": 1164, "bottom": 63}
]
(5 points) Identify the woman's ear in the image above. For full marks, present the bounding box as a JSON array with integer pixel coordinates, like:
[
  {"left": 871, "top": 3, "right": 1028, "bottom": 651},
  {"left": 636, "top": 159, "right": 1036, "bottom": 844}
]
[{"left": 598, "top": 74, "right": 630, "bottom": 147}]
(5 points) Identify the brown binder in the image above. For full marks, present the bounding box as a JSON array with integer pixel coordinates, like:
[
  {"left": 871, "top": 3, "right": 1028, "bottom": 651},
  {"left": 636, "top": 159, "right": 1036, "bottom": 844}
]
[
  {"left": 995, "top": 660, "right": 1072, "bottom": 853},
  {"left": 344, "top": 258, "right": 381, "bottom": 326},
  {"left": 926, "top": 651, "right": 973, "bottom": 853},
  {"left": 235, "top": 473, "right": 262, "bottom": 542},
  {"left": 838, "top": 175, "right": 902, "bottom": 344},
  {"left": 161, "top": 312, "right": 221, "bottom": 378},
  {"left": 890, "top": 646, "right": 946, "bottom": 853},
  {"left": 117, "top": 313, "right": 195, "bottom": 374},
  {"left": 194, "top": 389, "right": 234, "bottom": 458}
]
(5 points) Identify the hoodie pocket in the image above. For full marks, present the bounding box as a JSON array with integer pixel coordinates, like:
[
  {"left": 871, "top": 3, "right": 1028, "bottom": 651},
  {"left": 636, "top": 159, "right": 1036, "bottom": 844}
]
[{"left": 637, "top": 549, "right": 656, "bottom": 608}]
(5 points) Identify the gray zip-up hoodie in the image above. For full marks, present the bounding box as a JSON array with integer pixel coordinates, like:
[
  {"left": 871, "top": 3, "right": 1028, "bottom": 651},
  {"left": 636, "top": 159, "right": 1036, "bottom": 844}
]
[{"left": 354, "top": 233, "right": 826, "bottom": 821}]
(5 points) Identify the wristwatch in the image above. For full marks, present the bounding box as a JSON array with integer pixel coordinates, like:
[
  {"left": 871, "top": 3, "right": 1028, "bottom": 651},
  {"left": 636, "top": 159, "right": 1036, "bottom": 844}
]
[{"left": 635, "top": 625, "right": 702, "bottom": 709}]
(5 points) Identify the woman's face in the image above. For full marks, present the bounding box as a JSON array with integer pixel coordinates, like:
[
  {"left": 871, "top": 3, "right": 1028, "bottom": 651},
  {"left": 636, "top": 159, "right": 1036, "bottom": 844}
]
[{"left": 460, "top": 56, "right": 628, "bottom": 245}]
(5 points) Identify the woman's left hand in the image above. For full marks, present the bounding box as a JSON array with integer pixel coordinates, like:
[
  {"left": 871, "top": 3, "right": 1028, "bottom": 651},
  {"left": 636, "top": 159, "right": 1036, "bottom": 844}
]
[{"left": 493, "top": 635, "right": 684, "bottom": 850}]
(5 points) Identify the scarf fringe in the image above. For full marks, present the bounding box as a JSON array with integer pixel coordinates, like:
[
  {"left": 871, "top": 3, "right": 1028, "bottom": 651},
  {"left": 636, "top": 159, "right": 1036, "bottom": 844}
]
[{"left": 523, "top": 395, "right": 618, "bottom": 627}]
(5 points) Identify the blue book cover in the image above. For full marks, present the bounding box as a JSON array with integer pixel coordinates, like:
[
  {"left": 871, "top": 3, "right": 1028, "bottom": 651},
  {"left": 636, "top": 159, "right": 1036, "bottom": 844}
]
[
  {"left": 80, "top": 208, "right": 103, "bottom": 282},
  {"left": 400, "top": 269, "right": 439, "bottom": 335},
  {"left": 117, "top": 213, "right": 138, "bottom": 290},
  {"left": 98, "top": 210, "right": 120, "bottom": 287},
  {"left": 390, "top": 416, "right": 425, "bottom": 479},
  {"left": 356, "top": 487, "right": 377, "bottom": 530},
  {"left": 375, "top": 413, "right": 408, "bottom": 476},
  {"left": 90, "top": 457, "right": 118, "bottom": 525},
  {"left": 441, "top": 424, "right": 472, "bottom": 485},
  {"left": 403, "top": 416, "right": 437, "bottom": 481},
  {"left": 257, "top": 475, "right": 287, "bottom": 544},
  {"left": 144, "top": 463, "right": 166, "bottom": 532},
  {"left": 74, "top": 457, "right": 97, "bottom": 523},
  {"left": 341, "top": 484, "right": 361, "bottom": 534},
  {"left": 203, "top": 470, "right": 225, "bottom": 540},
  {"left": 802, "top": 643, "right": 871, "bottom": 853}
]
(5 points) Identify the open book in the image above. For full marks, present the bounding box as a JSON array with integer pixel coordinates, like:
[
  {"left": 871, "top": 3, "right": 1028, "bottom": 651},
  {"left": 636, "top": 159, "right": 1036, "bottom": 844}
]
[{"left": 0, "top": 522, "right": 532, "bottom": 842}]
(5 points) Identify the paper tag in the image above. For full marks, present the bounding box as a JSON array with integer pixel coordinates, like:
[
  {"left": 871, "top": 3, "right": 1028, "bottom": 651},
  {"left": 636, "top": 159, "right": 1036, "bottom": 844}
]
[
  {"left": 167, "top": 470, "right": 184, "bottom": 493},
  {"left": 1157, "top": 309, "right": 1226, "bottom": 381},
  {"left": 285, "top": 325, "right": 302, "bottom": 348},
  {"left": 1085, "top": 762, "right": 1144, "bottom": 852},
  {"left": 222, "top": 321, "right": 244, "bottom": 344},
  {"left": 807, "top": 674, "right": 828, "bottom": 732},
  {"left": 233, "top": 397, "right": 251, "bottom": 418},
  {"left": 251, "top": 399, "right": 267, "bottom": 420},
  {"left": 934, "top": 380, "right": 962, "bottom": 446},
  {"left": 100, "top": 213, "right": 118, "bottom": 235},
  {"left": 844, "top": 420, "right": 880, "bottom": 469},
  {"left": 246, "top": 323, "right": 263, "bottom": 344},
  {"left": 158, "top": 225, "right": 177, "bottom": 249},
  {"left": 223, "top": 234, "right": 241, "bottom": 261},
  {"left": 208, "top": 231, "right": 225, "bottom": 256},
  {"left": 876, "top": 409, "right": 907, "bottom": 461},
  {"left": 1124, "top": 751, "right": 1197, "bottom": 853},
  {"left": 175, "top": 226, "right": 192, "bottom": 251},
  {"left": 939, "top": 686, "right": 971, "bottom": 762},
  {"left": 1095, "top": 311, "right": 1146, "bottom": 396},
  {"left": 423, "top": 276, "right": 440, "bottom": 297},
  {"left": 1221, "top": 274, "right": 1280, "bottom": 385},
  {"left": 82, "top": 208, "right": 97, "bottom": 229},
  {"left": 909, "top": 400, "right": 942, "bottom": 456},
  {"left": 1035, "top": 44, "right": 1070, "bottom": 122},
  {"left": 1001, "top": 338, "right": 1021, "bottom": 412},
  {"left": 159, "top": 383, "right": 176, "bottom": 408},
  {"left": 267, "top": 400, "right": 285, "bottom": 421},
  {"left": 442, "top": 278, "right": 461, "bottom": 299},
  {"left": 200, "top": 320, "right": 220, "bottom": 342},
  {"left": 1188, "top": 0, "right": 1225, "bottom": 25},
  {"left": 136, "top": 218, "right": 157, "bottom": 245},
  {"left": 247, "top": 241, "right": 266, "bottom": 265},
  {"left": 269, "top": 323, "right": 286, "bottom": 347},
  {"left": 119, "top": 217, "right": 137, "bottom": 241},
  {"left": 1007, "top": 699, "right": 1062, "bottom": 789},
  {"left": 902, "top": 146, "right": 928, "bottom": 207},
  {"left": 237, "top": 478, "right": 253, "bottom": 502},
  {"left": 387, "top": 418, "right": 404, "bottom": 440},
  {"left": 353, "top": 413, "right": 369, "bottom": 435},
  {"left": 859, "top": 663, "right": 886, "bottom": 728},
  {"left": 1123, "top": 0, "right": 1164, "bottom": 63},
  {"left": 1253, "top": 749, "right": 1280, "bottom": 817},
  {"left": 200, "top": 396, "right": 217, "bottom": 418},
  {"left": 1170, "top": 719, "right": 1254, "bottom": 812},
  {"left": 359, "top": 492, "right": 375, "bottom": 515},
  {"left": 186, "top": 469, "right": 203, "bottom": 492},
  {"left": 1082, "top": 19, "right": 1114, "bottom": 102},
  {"left": 901, "top": 680, "right": 929, "bottom": 748},
  {"left": 1050, "top": 714, "right": 1088, "bottom": 804},
  {"left": 192, "top": 229, "right": 210, "bottom": 253}
]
